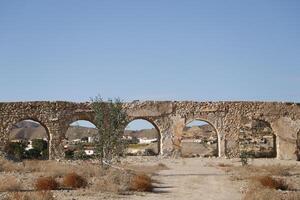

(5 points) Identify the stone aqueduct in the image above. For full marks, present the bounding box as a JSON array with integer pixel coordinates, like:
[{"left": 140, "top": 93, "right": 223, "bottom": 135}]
[{"left": 0, "top": 101, "right": 300, "bottom": 160}]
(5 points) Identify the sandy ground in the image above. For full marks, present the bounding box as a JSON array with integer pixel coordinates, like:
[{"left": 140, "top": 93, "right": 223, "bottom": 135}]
[
  {"left": 122, "top": 157, "right": 300, "bottom": 200},
  {"left": 2, "top": 157, "right": 299, "bottom": 200},
  {"left": 124, "top": 157, "right": 241, "bottom": 200}
]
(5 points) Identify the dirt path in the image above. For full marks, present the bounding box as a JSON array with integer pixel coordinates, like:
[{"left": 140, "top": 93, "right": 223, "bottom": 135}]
[{"left": 128, "top": 158, "right": 242, "bottom": 200}]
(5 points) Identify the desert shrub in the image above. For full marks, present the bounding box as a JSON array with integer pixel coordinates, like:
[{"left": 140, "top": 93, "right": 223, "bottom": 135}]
[
  {"left": 253, "top": 176, "right": 289, "bottom": 190},
  {"left": 130, "top": 173, "right": 153, "bottom": 192},
  {"left": 0, "top": 176, "right": 21, "bottom": 192},
  {"left": 64, "top": 149, "right": 74, "bottom": 159},
  {"left": 25, "top": 148, "right": 41, "bottom": 159},
  {"left": 240, "top": 151, "right": 250, "bottom": 166},
  {"left": 35, "top": 177, "right": 59, "bottom": 190},
  {"left": 62, "top": 172, "right": 87, "bottom": 189}
]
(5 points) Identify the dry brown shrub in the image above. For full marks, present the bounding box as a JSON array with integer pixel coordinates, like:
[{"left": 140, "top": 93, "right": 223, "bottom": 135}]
[
  {"left": 0, "top": 176, "right": 21, "bottom": 192},
  {"left": 62, "top": 172, "right": 87, "bottom": 189},
  {"left": 252, "top": 176, "right": 289, "bottom": 190},
  {"left": 130, "top": 173, "right": 153, "bottom": 192},
  {"left": 9, "top": 191, "right": 55, "bottom": 200},
  {"left": 35, "top": 177, "right": 59, "bottom": 190},
  {"left": 218, "top": 163, "right": 233, "bottom": 167}
]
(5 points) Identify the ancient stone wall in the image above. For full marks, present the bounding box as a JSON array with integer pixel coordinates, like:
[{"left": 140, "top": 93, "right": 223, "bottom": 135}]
[{"left": 0, "top": 101, "right": 299, "bottom": 160}]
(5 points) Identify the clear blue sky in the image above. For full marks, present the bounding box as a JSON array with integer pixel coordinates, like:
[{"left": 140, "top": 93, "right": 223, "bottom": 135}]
[{"left": 1, "top": 0, "right": 300, "bottom": 103}]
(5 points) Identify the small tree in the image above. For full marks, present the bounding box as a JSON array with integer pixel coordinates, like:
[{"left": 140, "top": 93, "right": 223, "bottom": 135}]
[
  {"left": 5, "top": 142, "right": 26, "bottom": 161},
  {"left": 32, "top": 139, "right": 48, "bottom": 159},
  {"left": 91, "top": 95, "right": 129, "bottom": 167}
]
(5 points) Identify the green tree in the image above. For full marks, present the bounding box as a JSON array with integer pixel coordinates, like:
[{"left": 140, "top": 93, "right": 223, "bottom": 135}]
[
  {"left": 25, "top": 148, "right": 41, "bottom": 159},
  {"left": 31, "top": 139, "right": 48, "bottom": 159},
  {"left": 5, "top": 142, "right": 26, "bottom": 161},
  {"left": 91, "top": 95, "right": 129, "bottom": 167}
]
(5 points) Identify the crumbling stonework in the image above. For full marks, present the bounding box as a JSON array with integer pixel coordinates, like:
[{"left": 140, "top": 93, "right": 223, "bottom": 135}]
[{"left": 0, "top": 101, "right": 300, "bottom": 160}]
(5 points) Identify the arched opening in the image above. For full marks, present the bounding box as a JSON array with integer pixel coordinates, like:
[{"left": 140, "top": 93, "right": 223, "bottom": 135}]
[
  {"left": 181, "top": 120, "right": 218, "bottom": 157},
  {"left": 64, "top": 120, "right": 98, "bottom": 159},
  {"left": 124, "top": 119, "right": 160, "bottom": 156},
  {"left": 239, "top": 119, "right": 276, "bottom": 158},
  {"left": 6, "top": 119, "right": 49, "bottom": 161}
]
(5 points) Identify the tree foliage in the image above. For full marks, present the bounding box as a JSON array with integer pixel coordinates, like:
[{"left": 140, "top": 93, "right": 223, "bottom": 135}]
[
  {"left": 91, "top": 95, "right": 129, "bottom": 166},
  {"left": 4, "top": 142, "right": 26, "bottom": 161}
]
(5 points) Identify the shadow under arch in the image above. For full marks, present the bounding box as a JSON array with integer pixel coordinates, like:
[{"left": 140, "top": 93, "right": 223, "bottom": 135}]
[
  {"left": 125, "top": 117, "right": 162, "bottom": 155},
  {"left": 7, "top": 117, "right": 51, "bottom": 160},
  {"left": 184, "top": 118, "right": 220, "bottom": 157}
]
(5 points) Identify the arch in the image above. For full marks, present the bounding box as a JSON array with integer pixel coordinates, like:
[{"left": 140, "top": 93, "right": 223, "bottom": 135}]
[
  {"left": 182, "top": 118, "right": 219, "bottom": 157},
  {"left": 239, "top": 119, "right": 277, "bottom": 158},
  {"left": 6, "top": 118, "right": 50, "bottom": 160},
  {"left": 64, "top": 119, "right": 98, "bottom": 159},
  {"left": 7, "top": 117, "right": 50, "bottom": 139},
  {"left": 124, "top": 118, "right": 161, "bottom": 156}
]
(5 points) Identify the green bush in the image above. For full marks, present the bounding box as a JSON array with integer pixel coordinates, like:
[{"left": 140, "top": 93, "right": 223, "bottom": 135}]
[
  {"left": 65, "top": 149, "right": 74, "bottom": 159},
  {"left": 25, "top": 148, "right": 41, "bottom": 159},
  {"left": 4, "top": 142, "right": 26, "bottom": 161},
  {"left": 25, "top": 139, "right": 48, "bottom": 160}
]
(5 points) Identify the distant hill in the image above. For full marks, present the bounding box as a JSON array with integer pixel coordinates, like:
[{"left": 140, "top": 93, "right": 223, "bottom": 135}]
[
  {"left": 182, "top": 124, "right": 215, "bottom": 138},
  {"left": 10, "top": 121, "right": 216, "bottom": 140},
  {"left": 10, "top": 121, "right": 47, "bottom": 140}
]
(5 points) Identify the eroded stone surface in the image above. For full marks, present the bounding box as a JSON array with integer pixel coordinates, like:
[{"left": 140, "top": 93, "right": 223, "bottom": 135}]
[{"left": 0, "top": 101, "right": 300, "bottom": 160}]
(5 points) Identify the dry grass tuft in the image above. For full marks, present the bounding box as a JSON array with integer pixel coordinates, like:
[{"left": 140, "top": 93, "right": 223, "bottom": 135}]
[
  {"left": 232, "top": 164, "right": 295, "bottom": 177},
  {"left": 35, "top": 177, "right": 59, "bottom": 191},
  {"left": 62, "top": 172, "right": 87, "bottom": 189},
  {"left": 23, "top": 160, "right": 102, "bottom": 178},
  {"left": 0, "top": 176, "right": 21, "bottom": 192},
  {"left": 130, "top": 173, "right": 153, "bottom": 192},
  {"left": 228, "top": 163, "right": 300, "bottom": 200},
  {"left": 243, "top": 188, "right": 281, "bottom": 200},
  {"left": 0, "top": 158, "right": 23, "bottom": 172},
  {"left": 92, "top": 169, "right": 132, "bottom": 193},
  {"left": 9, "top": 191, "right": 55, "bottom": 200}
]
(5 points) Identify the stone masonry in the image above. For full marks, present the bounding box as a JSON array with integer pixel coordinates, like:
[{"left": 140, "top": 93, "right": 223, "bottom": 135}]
[{"left": 0, "top": 101, "right": 300, "bottom": 160}]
